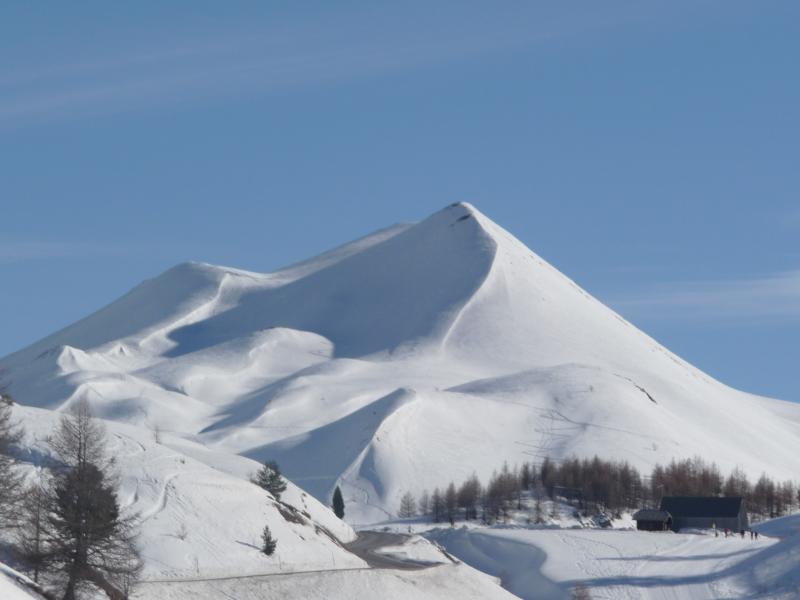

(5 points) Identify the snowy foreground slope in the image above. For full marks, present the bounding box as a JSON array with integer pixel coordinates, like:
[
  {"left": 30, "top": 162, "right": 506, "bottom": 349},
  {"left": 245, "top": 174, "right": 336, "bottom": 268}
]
[
  {"left": 427, "top": 514, "right": 800, "bottom": 600},
  {"left": 9, "top": 404, "right": 362, "bottom": 579},
  {"left": 2, "top": 203, "right": 800, "bottom": 523},
  {"left": 0, "top": 563, "right": 47, "bottom": 600},
  {"left": 5, "top": 404, "right": 516, "bottom": 599}
]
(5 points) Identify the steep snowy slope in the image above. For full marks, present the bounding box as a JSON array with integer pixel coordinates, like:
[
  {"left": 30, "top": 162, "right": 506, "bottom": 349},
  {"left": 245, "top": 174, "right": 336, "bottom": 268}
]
[
  {"left": 9, "top": 404, "right": 363, "bottom": 580},
  {"left": 2, "top": 203, "right": 799, "bottom": 524}
]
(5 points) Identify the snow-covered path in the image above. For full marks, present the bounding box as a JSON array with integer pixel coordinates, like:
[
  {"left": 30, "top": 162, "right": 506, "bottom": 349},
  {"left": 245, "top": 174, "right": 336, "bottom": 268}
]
[
  {"left": 426, "top": 527, "right": 776, "bottom": 600},
  {"left": 134, "top": 563, "right": 518, "bottom": 600}
]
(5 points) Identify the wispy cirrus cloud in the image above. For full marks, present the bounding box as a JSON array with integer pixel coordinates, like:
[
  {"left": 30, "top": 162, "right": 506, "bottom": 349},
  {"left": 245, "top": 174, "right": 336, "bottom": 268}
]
[
  {"left": 0, "top": 4, "right": 657, "bottom": 128},
  {"left": 0, "top": 239, "right": 168, "bottom": 263},
  {"left": 608, "top": 271, "right": 800, "bottom": 321},
  {"left": 784, "top": 208, "right": 800, "bottom": 229},
  {"left": 0, "top": 240, "right": 102, "bottom": 262}
]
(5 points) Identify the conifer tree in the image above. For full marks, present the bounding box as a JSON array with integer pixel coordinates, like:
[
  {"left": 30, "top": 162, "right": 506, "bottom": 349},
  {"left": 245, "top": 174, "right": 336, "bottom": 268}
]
[
  {"left": 261, "top": 525, "right": 277, "bottom": 556},
  {"left": 332, "top": 486, "right": 345, "bottom": 519},
  {"left": 252, "top": 460, "right": 288, "bottom": 501},
  {"left": 47, "top": 399, "right": 141, "bottom": 600}
]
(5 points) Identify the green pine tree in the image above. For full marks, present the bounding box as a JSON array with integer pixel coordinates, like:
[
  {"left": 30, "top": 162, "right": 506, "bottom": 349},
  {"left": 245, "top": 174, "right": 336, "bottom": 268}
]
[
  {"left": 252, "top": 460, "right": 288, "bottom": 500},
  {"left": 261, "top": 525, "right": 277, "bottom": 556},
  {"left": 332, "top": 486, "right": 345, "bottom": 519}
]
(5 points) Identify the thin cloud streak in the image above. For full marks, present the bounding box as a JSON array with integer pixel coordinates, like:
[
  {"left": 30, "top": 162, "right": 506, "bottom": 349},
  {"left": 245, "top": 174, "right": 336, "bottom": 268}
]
[
  {"left": 784, "top": 208, "right": 800, "bottom": 228},
  {"left": 608, "top": 271, "right": 800, "bottom": 321},
  {"left": 0, "top": 240, "right": 102, "bottom": 262},
  {"left": 0, "top": 8, "right": 646, "bottom": 127},
  {"left": 0, "top": 239, "right": 176, "bottom": 263}
]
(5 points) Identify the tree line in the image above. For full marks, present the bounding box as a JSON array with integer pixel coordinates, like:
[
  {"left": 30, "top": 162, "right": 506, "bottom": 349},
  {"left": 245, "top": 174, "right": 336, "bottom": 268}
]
[{"left": 397, "top": 455, "right": 800, "bottom": 524}]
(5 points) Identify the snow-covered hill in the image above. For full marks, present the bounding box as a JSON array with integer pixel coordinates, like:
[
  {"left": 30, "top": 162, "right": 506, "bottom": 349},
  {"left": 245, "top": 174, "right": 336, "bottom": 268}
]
[
  {"left": 2, "top": 203, "right": 799, "bottom": 524},
  {"left": 4, "top": 404, "right": 517, "bottom": 600},
  {"left": 8, "top": 404, "right": 362, "bottom": 580}
]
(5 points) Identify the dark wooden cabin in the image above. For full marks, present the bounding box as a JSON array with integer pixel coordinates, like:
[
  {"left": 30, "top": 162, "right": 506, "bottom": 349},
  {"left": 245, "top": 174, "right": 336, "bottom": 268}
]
[{"left": 658, "top": 497, "right": 748, "bottom": 532}]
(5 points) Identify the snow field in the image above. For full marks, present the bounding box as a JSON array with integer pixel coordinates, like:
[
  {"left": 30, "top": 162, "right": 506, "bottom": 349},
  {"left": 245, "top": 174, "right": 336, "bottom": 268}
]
[{"left": 427, "top": 517, "right": 800, "bottom": 600}]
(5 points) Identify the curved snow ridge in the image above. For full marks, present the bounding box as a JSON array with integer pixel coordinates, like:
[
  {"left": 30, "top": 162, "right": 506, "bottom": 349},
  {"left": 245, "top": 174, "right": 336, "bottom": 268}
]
[
  {"left": 138, "top": 268, "right": 270, "bottom": 356},
  {"left": 272, "top": 222, "right": 414, "bottom": 282},
  {"left": 242, "top": 387, "right": 418, "bottom": 514},
  {"left": 164, "top": 203, "right": 500, "bottom": 359},
  {"left": 438, "top": 204, "right": 501, "bottom": 355},
  {"left": 140, "top": 327, "right": 335, "bottom": 408},
  {"left": 0, "top": 262, "right": 236, "bottom": 371}
]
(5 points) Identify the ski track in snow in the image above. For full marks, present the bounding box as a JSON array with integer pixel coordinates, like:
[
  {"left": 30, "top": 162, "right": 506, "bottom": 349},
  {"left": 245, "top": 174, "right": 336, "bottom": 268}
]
[{"left": 140, "top": 473, "right": 178, "bottom": 521}]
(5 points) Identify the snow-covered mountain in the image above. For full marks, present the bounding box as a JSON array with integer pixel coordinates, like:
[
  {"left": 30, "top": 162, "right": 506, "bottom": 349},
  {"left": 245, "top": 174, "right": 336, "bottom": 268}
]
[{"left": 3, "top": 203, "right": 800, "bottom": 523}]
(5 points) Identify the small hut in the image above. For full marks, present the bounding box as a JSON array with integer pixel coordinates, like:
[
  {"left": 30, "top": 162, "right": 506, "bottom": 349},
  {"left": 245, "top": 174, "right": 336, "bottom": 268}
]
[{"left": 632, "top": 509, "right": 672, "bottom": 531}]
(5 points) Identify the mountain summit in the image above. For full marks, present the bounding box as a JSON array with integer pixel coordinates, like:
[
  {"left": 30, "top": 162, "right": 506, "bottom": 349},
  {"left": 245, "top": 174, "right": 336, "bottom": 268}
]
[{"left": 2, "top": 204, "right": 799, "bottom": 523}]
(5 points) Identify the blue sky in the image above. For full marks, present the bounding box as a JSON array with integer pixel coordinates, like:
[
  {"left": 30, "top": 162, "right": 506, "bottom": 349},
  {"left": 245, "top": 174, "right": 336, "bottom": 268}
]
[{"left": 2, "top": 1, "right": 798, "bottom": 402}]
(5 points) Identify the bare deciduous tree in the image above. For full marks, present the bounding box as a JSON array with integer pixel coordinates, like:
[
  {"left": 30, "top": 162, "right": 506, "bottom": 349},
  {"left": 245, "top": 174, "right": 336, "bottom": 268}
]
[
  {"left": 398, "top": 492, "right": 416, "bottom": 518},
  {"left": 15, "top": 476, "right": 50, "bottom": 583}
]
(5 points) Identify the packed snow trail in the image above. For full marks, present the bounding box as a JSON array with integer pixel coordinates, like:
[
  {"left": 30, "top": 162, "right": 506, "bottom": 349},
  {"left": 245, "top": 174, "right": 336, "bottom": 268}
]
[
  {"left": 345, "top": 531, "right": 443, "bottom": 570},
  {"left": 134, "top": 563, "right": 518, "bottom": 600},
  {"left": 135, "top": 531, "right": 513, "bottom": 600},
  {"left": 141, "top": 531, "right": 438, "bottom": 584},
  {"left": 426, "top": 527, "right": 778, "bottom": 600}
]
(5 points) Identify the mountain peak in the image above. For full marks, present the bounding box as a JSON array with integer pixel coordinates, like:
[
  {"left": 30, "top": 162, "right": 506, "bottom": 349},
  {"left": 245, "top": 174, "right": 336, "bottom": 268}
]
[{"left": 3, "top": 205, "right": 799, "bottom": 525}]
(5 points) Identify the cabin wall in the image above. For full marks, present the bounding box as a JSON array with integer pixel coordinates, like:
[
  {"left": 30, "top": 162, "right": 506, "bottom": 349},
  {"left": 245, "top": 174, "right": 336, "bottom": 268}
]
[
  {"left": 637, "top": 520, "right": 668, "bottom": 531},
  {"left": 671, "top": 517, "right": 741, "bottom": 532},
  {"left": 739, "top": 508, "right": 749, "bottom": 531}
]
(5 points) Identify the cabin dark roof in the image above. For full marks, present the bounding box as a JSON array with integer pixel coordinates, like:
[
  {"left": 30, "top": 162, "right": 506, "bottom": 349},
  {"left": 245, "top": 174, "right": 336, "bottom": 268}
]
[
  {"left": 633, "top": 509, "right": 671, "bottom": 522},
  {"left": 659, "top": 496, "right": 743, "bottom": 518}
]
